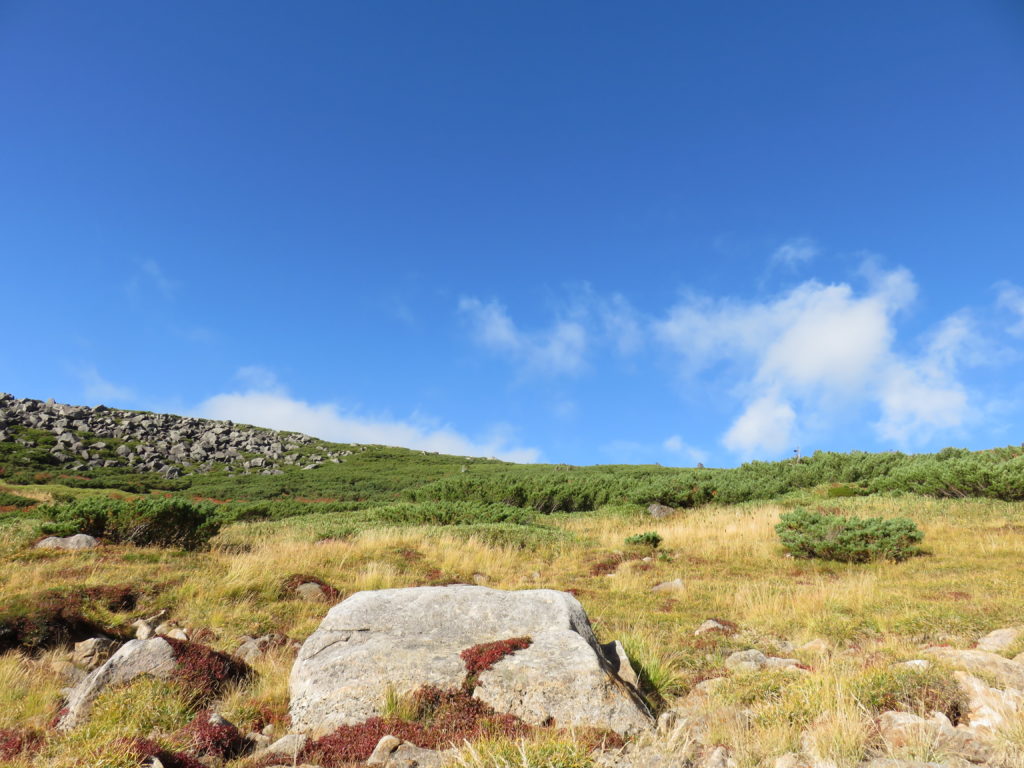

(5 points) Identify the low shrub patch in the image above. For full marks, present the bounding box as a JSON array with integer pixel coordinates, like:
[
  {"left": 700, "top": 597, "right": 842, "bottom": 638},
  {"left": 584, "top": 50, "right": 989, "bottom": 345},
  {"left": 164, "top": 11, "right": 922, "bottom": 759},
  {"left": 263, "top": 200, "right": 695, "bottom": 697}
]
[
  {"left": 775, "top": 508, "right": 924, "bottom": 562},
  {"left": 162, "top": 637, "right": 250, "bottom": 705},
  {"left": 625, "top": 531, "right": 662, "bottom": 548},
  {"left": 39, "top": 496, "right": 220, "bottom": 549},
  {"left": 176, "top": 710, "right": 247, "bottom": 759}
]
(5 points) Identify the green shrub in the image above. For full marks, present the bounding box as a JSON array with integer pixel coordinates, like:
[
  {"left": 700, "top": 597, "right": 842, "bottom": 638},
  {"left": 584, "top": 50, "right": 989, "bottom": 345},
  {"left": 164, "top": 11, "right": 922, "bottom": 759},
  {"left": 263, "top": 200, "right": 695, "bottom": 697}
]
[
  {"left": 40, "top": 496, "right": 220, "bottom": 549},
  {"left": 0, "top": 491, "right": 36, "bottom": 509},
  {"left": 625, "top": 531, "right": 663, "bottom": 548},
  {"left": 775, "top": 508, "right": 923, "bottom": 562}
]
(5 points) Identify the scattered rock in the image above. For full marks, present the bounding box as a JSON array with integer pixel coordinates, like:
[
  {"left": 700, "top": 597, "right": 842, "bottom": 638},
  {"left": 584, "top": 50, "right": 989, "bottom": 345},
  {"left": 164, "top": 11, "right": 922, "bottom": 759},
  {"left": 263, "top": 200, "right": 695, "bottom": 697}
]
[
  {"left": 694, "top": 619, "right": 734, "bottom": 636},
  {"left": 651, "top": 578, "right": 684, "bottom": 593},
  {"left": 72, "top": 637, "right": 119, "bottom": 670},
  {"left": 898, "top": 659, "right": 931, "bottom": 671},
  {"left": 877, "top": 711, "right": 992, "bottom": 764},
  {"left": 725, "top": 649, "right": 768, "bottom": 672},
  {"left": 954, "top": 671, "right": 1024, "bottom": 731},
  {"left": 975, "top": 626, "right": 1022, "bottom": 653},
  {"left": 235, "top": 633, "right": 289, "bottom": 663},
  {"left": 367, "top": 735, "right": 403, "bottom": 765},
  {"left": 647, "top": 503, "right": 676, "bottom": 519},
  {"left": 261, "top": 733, "right": 308, "bottom": 760},
  {"left": 924, "top": 646, "right": 1024, "bottom": 690},
  {"left": 702, "top": 745, "right": 736, "bottom": 768},
  {"left": 35, "top": 534, "right": 98, "bottom": 551},
  {"left": 289, "top": 585, "right": 653, "bottom": 736},
  {"left": 602, "top": 640, "right": 640, "bottom": 688},
  {"left": 295, "top": 582, "right": 328, "bottom": 602},
  {"left": 57, "top": 637, "right": 178, "bottom": 729},
  {"left": 797, "top": 638, "right": 830, "bottom": 654},
  {"left": 773, "top": 753, "right": 811, "bottom": 768}
]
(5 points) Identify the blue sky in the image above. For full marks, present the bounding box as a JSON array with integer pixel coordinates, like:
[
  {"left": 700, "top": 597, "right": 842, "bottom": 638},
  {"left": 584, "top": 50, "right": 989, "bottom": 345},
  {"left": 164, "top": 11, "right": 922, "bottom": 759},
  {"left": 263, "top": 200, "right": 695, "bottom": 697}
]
[{"left": 2, "top": 1, "right": 1023, "bottom": 466}]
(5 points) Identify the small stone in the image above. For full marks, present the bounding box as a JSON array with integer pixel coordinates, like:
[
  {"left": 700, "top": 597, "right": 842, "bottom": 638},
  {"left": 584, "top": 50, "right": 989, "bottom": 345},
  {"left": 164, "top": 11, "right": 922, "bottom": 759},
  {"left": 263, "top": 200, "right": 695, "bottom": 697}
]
[
  {"left": 976, "top": 627, "right": 1022, "bottom": 653},
  {"left": 764, "top": 657, "right": 802, "bottom": 670},
  {"left": 898, "top": 659, "right": 931, "bottom": 671},
  {"left": 262, "top": 733, "right": 308, "bottom": 759},
  {"left": 651, "top": 578, "right": 684, "bottom": 593},
  {"left": 295, "top": 582, "right": 327, "bottom": 602},
  {"left": 797, "top": 638, "right": 830, "bottom": 654},
  {"left": 72, "top": 637, "right": 118, "bottom": 670},
  {"left": 702, "top": 745, "right": 736, "bottom": 768},
  {"left": 133, "top": 620, "right": 155, "bottom": 640},
  {"left": 725, "top": 649, "right": 768, "bottom": 672},
  {"left": 694, "top": 619, "right": 733, "bottom": 636},
  {"left": 471, "top": 572, "right": 488, "bottom": 585},
  {"left": 367, "top": 734, "right": 402, "bottom": 765},
  {"left": 647, "top": 503, "right": 676, "bottom": 519}
]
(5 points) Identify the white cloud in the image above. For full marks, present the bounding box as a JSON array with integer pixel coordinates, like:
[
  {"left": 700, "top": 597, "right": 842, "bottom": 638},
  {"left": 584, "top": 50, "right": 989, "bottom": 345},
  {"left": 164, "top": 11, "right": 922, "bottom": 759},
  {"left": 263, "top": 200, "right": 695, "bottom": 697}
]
[
  {"left": 194, "top": 373, "right": 540, "bottom": 463},
  {"left": 458, "top": 297, "right": 587, "bottom": 374},
  {"left": 597, "top": 293, "right": 644, "bottom": 355},
  {"left": 77, "top": 366, "right": 134, "bottom": 405},
  {"left": 126, "top": 259, "right": 177, "bottom": 300},
  {"left": 662, "top": 435, "right": 709, "bottom": 465},
  {"left": 654, "top": 262, "right": 975, "bottom": 455},
  {"left": 722, "top": 393, "right": 797, "bottom": 456},
  {"left": 997, "top": 282, "right": 1024, "bottom": 337},
  {"left": 771, "top": 237, "right": 818, "bottom": 267}
]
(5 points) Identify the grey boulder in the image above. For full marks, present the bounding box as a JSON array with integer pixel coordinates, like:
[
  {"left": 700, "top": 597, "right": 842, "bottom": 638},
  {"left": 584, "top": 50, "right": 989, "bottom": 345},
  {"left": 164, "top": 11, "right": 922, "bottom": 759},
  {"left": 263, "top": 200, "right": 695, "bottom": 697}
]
[
  {"left": 35, "top": 533, "right": 98, "bottom": 550},
  {"left": 289, "top": 586, "right": 653, "bottom": 737},
  {"left": 57, "top": 637, "right": 177, "bottom": 729}
]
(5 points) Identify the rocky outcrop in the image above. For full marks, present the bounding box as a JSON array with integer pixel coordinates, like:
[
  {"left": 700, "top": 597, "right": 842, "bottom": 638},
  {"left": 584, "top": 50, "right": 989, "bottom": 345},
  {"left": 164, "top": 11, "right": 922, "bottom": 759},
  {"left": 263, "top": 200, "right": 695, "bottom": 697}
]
[
  {"left": 923, "top": 646, "right": 1024, "bottom": 690},
  {"left": 289, "top": 585, "right": 653, "bottom": 737},
  {"left": 57, "top": 637, "right": 178, "bottom": 729},
  {"left": 0, "top": 393, "right": 354, "bottom": 478}
]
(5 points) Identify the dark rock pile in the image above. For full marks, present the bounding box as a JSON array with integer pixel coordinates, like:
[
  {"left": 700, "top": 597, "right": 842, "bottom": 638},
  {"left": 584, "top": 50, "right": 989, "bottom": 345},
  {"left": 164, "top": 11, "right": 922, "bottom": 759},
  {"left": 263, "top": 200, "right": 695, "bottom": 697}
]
[{"left": 0, "top": 393, "right": 352, "bottom": 478}]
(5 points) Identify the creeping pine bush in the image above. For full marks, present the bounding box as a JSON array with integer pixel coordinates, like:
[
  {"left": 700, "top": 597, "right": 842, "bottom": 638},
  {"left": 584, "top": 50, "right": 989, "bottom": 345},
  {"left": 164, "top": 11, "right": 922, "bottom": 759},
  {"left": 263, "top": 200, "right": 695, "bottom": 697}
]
[
  {"left": 775, "top": 508, "right": 924, "bottom": 562},
  {"left": 625, "top": 531, "right": 662, "bottom": 548},
  {"left": 39, "top": 496, "right": 220, "bottom": 549}
]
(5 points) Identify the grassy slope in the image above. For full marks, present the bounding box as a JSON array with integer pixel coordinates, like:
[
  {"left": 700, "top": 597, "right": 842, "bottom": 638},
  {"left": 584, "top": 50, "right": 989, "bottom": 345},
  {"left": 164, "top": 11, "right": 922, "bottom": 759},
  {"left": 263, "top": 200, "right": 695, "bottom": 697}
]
[{"left": 2, "top": 452, "right": 1024, "bottom": 766}]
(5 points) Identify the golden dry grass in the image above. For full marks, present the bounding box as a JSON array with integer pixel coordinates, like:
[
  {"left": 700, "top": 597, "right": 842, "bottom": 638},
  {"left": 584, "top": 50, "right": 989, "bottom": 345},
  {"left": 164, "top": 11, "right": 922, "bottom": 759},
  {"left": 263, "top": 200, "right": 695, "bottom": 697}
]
[{"left": 1, "top": 494, "right": 1023, "bottom": 766}]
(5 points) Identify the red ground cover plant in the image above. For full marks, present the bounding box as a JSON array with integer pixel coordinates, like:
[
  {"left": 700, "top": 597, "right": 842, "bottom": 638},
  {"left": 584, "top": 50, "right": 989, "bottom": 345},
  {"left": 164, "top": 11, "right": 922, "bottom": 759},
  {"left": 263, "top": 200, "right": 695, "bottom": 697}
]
[
  {"left": 589, "top": 552, "right": 643, "bottom": 577},
  {"left": 281, "top": 573, "right": 341, "bottom": 600},
  {"left": 460, "top": 637, "right": 532, "bottom": 676},
  {"left": 0, "top": 728, "right": 44, "bottom": 760},
  {"left": 296, "top": 686, "right": 531, "bottom": 768},
  {"left": 161, "top": 637, "right": 250, "bottom": 704},
  {"left": 176, "top": 710, "right": 247, "bottom": 759}
]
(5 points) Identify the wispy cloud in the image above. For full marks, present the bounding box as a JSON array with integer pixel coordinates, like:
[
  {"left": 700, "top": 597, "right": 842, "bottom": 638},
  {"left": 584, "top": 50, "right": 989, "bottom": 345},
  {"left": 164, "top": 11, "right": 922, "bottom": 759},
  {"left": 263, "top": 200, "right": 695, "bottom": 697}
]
[
  {"left": 662, "top": 435, "right": 709, "bottom": 465},
  {"left": 458, "top": 297, "right": 587, "bottom": 375},
  {"left": 77, "top": 365, "right": 134, "bottom": 404},
  {"left": 126, "top": 259, "right": 177, "bottom": 300},
  {"left": 997, "top": 282, "right": 1024, "bottom": 337},
  {"left": 771, "top": 237, "right": 818, "bottom": 268},
  {"left": 195, "top": 369, "right": 540, "bottom": 463}
]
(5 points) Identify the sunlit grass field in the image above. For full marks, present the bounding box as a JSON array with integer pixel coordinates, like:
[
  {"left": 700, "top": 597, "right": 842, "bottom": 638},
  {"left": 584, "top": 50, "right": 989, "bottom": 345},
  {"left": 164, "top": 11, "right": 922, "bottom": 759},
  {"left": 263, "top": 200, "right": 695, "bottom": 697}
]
[{"left": 2, "top": 486, "right": 1023, "bottom": 767}]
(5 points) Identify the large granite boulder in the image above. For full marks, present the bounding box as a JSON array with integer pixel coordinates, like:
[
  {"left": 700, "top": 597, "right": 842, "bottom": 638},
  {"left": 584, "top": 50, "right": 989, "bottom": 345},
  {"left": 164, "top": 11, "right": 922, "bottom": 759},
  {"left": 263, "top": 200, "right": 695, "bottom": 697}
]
[{"left": 289, "top": 586, "right": 652, "bottom": 736}]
